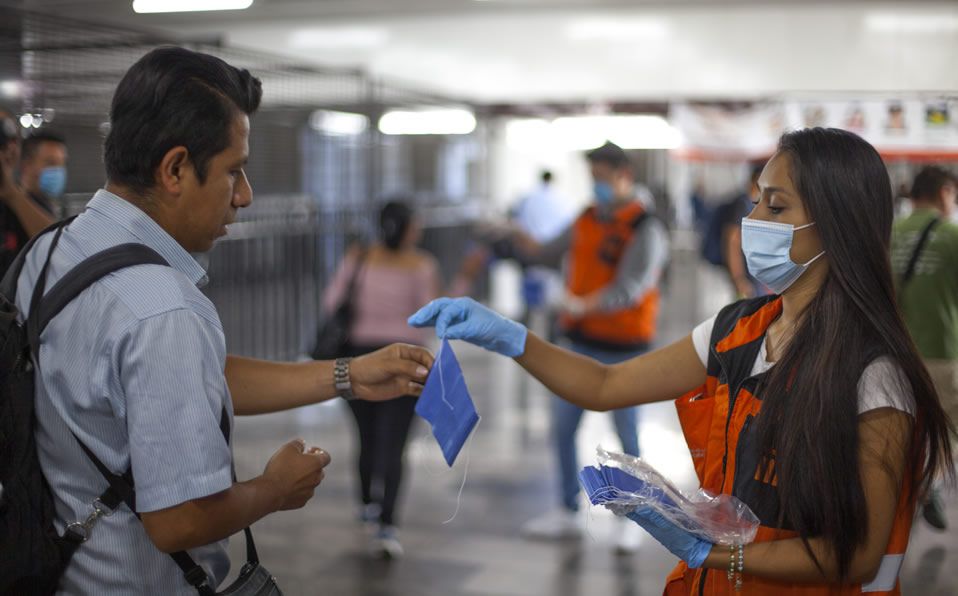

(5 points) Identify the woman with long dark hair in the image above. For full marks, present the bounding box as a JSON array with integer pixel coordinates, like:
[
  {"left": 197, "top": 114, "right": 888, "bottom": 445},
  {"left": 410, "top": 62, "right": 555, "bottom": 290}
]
[
  {"left": 323, "top": 200, "right": 439, "bottom": 558},
  {"left": 409, "top": 128, "right": 954, "bottom": 594}
]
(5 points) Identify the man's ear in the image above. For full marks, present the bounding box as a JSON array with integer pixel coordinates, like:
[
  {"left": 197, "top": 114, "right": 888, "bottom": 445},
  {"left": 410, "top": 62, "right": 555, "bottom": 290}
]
[{"left": 156, "top": 146, "right": 190, "bottom": 196}]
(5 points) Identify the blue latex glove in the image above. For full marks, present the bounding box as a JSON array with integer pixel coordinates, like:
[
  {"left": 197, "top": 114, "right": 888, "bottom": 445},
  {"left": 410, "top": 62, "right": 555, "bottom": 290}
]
[
  {"left": 408, "top": 297, "right": 528, "bottom": 358},
  {"left": 625, "top": 507, "right": 714, "bottom": 569}
]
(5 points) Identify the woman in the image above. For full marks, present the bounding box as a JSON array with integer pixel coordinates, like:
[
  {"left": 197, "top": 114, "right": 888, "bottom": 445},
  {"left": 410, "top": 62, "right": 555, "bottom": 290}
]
[
  {"left": 409, "top": 128, "right": 954, "bottom": 594},
  {"left": 323, "top": 201, "right": 439, "bottom": 559}
]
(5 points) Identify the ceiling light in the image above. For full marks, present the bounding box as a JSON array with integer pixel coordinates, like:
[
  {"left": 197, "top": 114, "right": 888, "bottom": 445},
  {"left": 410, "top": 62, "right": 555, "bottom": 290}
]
[
  {"left": 865, "top": 12, "right": 958, "bottom": 33},
  {"left": 309, "top": 110, "right": 368, "bottom": 135},
  {"left": 19, "top": 114, "right": 33, "bottom": 128},
  {"left": 565, "top": 18, "right": 670, "bottom": 42},
  {"left": 551, "top": 115, "right": 681, "bottom": 150},
  {"left": 289, "top": 27, "right": 390, "bottom": 50},
  {"left": 378, "top": 109, "right": 476, "bottom": 136},
  {"left": 0, "top": 80, "right": 21, "bottom": 99},
  {"left": 132, "top": 0, "right": 253, "bottom": 14}
]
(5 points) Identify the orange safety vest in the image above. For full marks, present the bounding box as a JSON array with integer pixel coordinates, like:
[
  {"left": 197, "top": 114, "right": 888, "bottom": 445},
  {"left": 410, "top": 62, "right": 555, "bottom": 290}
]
[
  {"left": 560, "top": 202, "right": 659, "bottom": 349},
  {"left": 668, "top": 296, "right": 915, "bottom": 596}
]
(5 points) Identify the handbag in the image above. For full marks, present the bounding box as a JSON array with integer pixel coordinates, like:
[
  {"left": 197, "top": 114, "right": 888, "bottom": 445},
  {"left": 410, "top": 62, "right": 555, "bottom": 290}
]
[{"left": 312, "top": 248, "right": 367, "bottom": 360}]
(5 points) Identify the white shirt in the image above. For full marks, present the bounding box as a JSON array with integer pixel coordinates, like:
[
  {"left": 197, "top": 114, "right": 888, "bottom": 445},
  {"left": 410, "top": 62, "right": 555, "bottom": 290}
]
[{"left": 691, "top": 314, "right": 915, "bottom": 416}]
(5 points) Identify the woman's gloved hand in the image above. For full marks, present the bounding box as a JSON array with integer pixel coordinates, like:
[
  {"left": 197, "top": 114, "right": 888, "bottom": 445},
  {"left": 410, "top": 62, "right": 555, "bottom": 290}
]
[
  {"left": 624, "top": 506, "right": 714, "bottom": 569},
  {"left": 408, "top": 297, "right": 528, "bottom": 358}
]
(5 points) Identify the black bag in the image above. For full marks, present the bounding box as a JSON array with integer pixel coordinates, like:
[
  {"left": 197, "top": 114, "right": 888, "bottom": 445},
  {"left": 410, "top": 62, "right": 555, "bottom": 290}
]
[
  {"left": 312, "top": 249, "right": 366, "bottom": 360},
  {"left": 0, "top": 218, "right": 167, "bottom": 595}
]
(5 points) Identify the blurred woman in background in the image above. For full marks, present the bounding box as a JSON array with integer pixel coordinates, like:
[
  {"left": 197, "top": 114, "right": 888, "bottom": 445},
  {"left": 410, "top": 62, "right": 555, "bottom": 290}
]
[{"left": 323, "top": 200, "right": 440, "bottom": 559}]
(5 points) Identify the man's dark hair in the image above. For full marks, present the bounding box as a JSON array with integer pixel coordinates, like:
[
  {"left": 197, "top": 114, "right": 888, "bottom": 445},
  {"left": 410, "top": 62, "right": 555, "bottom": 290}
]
[
  {"left": 586, "top": 140, "right": 630, "bottom": 169},
  {"left": 910, "top": 165, "right": 956, "bottom": 202},
  {"left": 104, "top": 46, "right": 263, "bottom": 194},
  {"left": 541, "top": 170, "right": 553, "bottom": 184},
  {"left": 21, "top": 130, "right": 66, "bottom": 163}
]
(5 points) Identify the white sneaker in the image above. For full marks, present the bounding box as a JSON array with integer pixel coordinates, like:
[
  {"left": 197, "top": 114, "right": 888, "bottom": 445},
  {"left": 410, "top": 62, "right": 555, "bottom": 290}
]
[
  {"left": 359, "top": 503, "right": 381, "bottom": 535},
  {"left": 373, "top": 525, "right": 404, "bottom": 559},
  {"left": 520, "top": 508, "right": 583, "bottom": 540},
  {"left": 614, "top": 516, "right": 643, "bottom": 555}
]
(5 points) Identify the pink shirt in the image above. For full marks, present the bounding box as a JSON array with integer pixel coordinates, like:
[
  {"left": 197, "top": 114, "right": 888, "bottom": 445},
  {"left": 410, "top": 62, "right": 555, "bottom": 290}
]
[{"left": 322, "top": 250, "right": 439, "bottom": 346}]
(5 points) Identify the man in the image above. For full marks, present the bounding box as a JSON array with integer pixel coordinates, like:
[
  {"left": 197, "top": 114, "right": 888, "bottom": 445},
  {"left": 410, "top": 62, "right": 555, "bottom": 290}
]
[
  {"left": 14, "top": 47, "right": 432, "bottom": 593},
  {"left": 891, "top": 165, "right": 958, "bottom": 531},
  {"left": 19, "top": 130, "right": 68, "bottom": 213},
  {"left": 516, "top": 141, "right": 669, "bottom": 553},
  {"left": 0, "top": 110, "right": 55, "bottom": 277},
  {"left": 511, "top": 170, "right": 577, "bottom": 333}
]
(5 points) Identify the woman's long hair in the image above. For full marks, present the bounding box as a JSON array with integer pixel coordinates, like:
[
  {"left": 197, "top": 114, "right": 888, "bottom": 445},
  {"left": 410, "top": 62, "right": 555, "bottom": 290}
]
[{"left": 752, "top": 128, "right": 955, "bottom": 579}]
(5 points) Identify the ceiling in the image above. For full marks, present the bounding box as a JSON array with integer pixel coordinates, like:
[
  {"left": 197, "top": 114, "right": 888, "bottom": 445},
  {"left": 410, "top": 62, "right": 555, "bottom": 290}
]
[{"left": 5, "top": 0, "right": 958, "bottom": 103}]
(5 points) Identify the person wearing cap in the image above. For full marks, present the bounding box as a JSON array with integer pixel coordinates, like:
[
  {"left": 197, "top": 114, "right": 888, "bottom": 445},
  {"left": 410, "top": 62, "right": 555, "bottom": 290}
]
[
  {"left": 0, "top": 109, "right": 56, "bottom": 277},
  {"left": 511, "top": 140, "right": 670, "bottom": 552}
]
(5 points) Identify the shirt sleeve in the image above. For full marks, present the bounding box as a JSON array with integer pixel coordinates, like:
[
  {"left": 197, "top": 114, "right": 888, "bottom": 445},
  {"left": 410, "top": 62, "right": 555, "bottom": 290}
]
[
  {"left": 117, "top": 309, "right": 234, "bottom": 512},
  {"left": 691, "top": 315, "right": 717, "bottom": 367},
  {"left": 857, "top": 356, "right": 916, "bottom": 417},
  {"left": 597, "top": 217, "right": 670, "bottom": 311},
  {"left": 521, "top": 225, "right": 573, "bottom": 270}
]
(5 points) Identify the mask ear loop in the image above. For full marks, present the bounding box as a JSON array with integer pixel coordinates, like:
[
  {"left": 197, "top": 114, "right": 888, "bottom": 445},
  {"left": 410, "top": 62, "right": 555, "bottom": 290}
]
[{"left": 412, "top": 339, "right": 476, "bottom": 525}]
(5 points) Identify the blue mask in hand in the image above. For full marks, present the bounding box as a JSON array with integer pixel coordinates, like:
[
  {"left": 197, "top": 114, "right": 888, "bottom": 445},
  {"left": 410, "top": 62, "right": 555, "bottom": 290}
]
[{"left": 415, "top": 339, "right": 480, "bottom": 466}]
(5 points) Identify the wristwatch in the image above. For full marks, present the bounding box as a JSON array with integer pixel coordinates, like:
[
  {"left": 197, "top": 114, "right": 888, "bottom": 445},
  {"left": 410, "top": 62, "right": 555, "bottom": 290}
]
[{"left": 334, "top": 357, "right": 355, "bottom": 400}]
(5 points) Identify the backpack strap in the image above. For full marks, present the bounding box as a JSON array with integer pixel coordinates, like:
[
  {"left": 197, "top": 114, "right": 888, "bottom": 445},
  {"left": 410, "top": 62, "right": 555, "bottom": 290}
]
[
  {"left": 899, "top": 216, "right": 940, "bottom": 291},
  {"left": 0, "top": 216, "right": 75, "bottom": 303},
  {"left": 27, "top": 243, "right": 168, "bottom": 361},
  {"left": 75, "top": 406, "right": 257, "bottom": 596}
]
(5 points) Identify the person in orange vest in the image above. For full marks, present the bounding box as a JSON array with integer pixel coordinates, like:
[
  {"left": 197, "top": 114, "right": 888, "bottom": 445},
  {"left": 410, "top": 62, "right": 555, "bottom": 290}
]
[
  {"left": 509, "top": 141, "right": 670, "bottom": 553},
  {"left": 410, "top": 127, "right": 955, "bottom": 595}
]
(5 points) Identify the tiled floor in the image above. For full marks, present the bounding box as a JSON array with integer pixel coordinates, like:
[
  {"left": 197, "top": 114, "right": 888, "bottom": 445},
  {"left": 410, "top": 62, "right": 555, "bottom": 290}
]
[{"left": 224, "top": 257, "right": 958, "bottom": 595}]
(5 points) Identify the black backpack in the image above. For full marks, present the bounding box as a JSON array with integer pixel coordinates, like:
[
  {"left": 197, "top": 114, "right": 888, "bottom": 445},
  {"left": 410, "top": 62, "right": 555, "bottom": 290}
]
[{"left": 0, "top": 218, "right": 168, "bottom": 595}]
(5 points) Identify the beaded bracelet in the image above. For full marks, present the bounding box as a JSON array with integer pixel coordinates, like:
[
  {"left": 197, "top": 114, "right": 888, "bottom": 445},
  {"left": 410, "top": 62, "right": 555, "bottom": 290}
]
[{"left": 727, "top": 544, "right": 744, "bottom": 591}]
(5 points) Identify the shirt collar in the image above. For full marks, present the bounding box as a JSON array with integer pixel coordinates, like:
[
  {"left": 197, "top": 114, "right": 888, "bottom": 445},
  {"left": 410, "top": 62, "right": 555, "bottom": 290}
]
[{"left": 86, "top": 189, "right": 210, "bottom": 287}]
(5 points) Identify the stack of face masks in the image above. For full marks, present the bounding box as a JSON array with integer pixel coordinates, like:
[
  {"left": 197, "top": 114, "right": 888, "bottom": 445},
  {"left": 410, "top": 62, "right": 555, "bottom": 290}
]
[{"left": 579, "top": 447, "right": 759, "bottom": 546}]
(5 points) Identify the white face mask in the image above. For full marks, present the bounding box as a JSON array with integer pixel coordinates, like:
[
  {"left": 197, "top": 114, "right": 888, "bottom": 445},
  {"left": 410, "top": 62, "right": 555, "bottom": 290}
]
[{"left": 740, "top": 218, "right": 825, "bottom": 294}]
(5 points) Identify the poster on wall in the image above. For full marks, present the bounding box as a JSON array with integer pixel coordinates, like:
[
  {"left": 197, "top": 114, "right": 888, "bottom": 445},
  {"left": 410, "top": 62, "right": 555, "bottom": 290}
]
[
  {"left": 925, "top": 101, "right": 950, "bottom": 128},
  {"left": 671, "top": 97, "right": 958, "bottom": 161}
]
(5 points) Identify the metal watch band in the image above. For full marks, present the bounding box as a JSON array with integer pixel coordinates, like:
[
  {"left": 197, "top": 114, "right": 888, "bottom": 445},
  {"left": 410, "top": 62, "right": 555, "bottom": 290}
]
[{"left": 334, "top": 357, "right": 354, "bottom": 400}]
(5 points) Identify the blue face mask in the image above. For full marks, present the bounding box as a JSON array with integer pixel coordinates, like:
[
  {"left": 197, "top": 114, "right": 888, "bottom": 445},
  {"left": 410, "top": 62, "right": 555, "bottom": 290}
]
[
  {"left": 415, "top": 339, "right": 480, "bottom": 466},
  {"left": 593, "top": 180, "right": 614, "bottom": 205},
  {"left": 38, "top": 166, "right": 66, "bottom": 198},
  {"left": 741, "top": 219, "right": 825, "bottom": 294}
]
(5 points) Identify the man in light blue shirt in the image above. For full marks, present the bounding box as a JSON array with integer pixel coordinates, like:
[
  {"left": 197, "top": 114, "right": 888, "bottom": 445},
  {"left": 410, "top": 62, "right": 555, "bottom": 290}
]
[{"left": 15, "top": 47, "right": 433, "bottom": 594}]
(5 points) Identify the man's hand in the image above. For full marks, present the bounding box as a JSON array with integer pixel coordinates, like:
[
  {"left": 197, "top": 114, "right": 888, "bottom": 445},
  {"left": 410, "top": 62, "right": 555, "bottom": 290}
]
[
  {"left": 350, "top": 343, "right": 434, "bottom": 401},
  {"left": 262, "top": 439, "right": 332, "bottom": 511}
]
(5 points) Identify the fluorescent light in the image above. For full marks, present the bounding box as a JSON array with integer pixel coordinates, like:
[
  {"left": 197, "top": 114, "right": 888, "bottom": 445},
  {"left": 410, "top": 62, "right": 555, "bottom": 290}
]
[
  {"left": 289, "top": 27, "right": 390, "bottom": 49},
  {"left": 552, "top": 115, "right": 681, "bottom": 150},
  {"left": 506, "top": 115, "right": 681, "bottom": 152},
  {"left": 309, "top": 110, "right": 368, "bottom": 135},
  {"left": 0, "top": 80, "right": 21, "bottom": 99},
  {"left": 865, "top": 12, "right": 958, "bottom": 33},
  {"left": 132, "top": 0, "right": 253, "bottom": 14},
  {"left": 379, "top": 109, "right": 476, "bottom": 135},
  {"left": 565, "top": 18, "right": 670, "bottom": 42}
]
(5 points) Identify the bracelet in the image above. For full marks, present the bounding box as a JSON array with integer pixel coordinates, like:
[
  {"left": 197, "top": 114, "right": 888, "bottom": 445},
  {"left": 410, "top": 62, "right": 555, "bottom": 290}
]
[
  {"left": 334, "top": 357, "right": 354, "bottom": 400},
  {"left": 727, "top": 544, "right": 744, "bottom": 591}
]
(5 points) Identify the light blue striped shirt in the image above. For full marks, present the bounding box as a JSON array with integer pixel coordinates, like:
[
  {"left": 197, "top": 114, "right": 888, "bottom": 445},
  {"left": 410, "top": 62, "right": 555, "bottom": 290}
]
[{"left": 16, "top": 189, "right": 234, "bottom": 594}]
